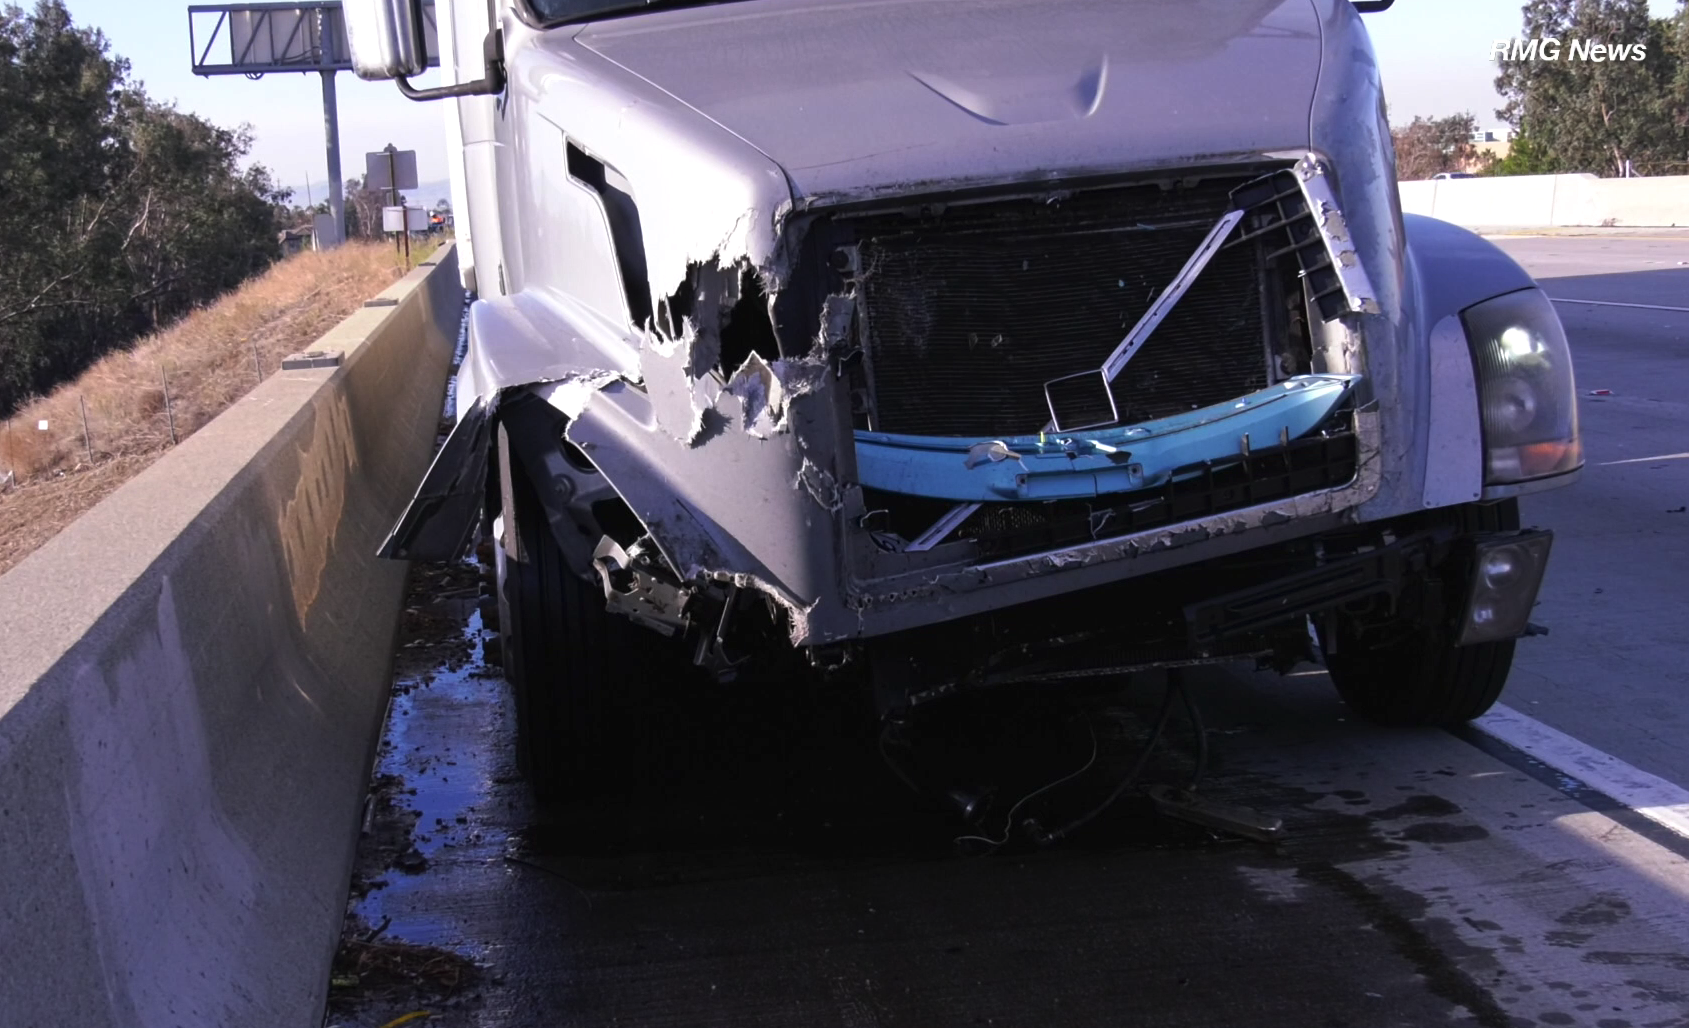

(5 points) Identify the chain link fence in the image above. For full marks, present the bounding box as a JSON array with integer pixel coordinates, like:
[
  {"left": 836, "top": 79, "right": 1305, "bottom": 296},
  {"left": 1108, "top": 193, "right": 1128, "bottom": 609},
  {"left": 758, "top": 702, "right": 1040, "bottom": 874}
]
[{"left": 1, "top": 357, "right": 211, "bottom": 491}]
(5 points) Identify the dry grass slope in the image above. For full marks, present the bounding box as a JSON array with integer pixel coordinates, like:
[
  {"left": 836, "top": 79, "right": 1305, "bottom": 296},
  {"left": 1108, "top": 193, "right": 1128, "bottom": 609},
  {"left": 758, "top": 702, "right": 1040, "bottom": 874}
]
[{"left": 0, "top": 241, "right": 427, "bottom": 577}]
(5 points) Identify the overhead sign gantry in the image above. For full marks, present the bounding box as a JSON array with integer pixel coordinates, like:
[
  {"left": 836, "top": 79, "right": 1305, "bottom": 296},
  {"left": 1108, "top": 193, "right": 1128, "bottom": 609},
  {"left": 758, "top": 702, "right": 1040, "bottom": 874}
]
[{"left": 187, "top": 1, "right": 438, "bottom": 246}]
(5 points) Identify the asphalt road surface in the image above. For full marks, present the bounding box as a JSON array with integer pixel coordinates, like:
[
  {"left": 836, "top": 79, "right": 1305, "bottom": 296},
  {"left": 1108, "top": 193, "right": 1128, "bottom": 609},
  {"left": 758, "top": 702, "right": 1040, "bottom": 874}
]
[
  {"left": 1498, "top": 237, "right": 1689, "bottom": 790},
  {"left": 324, "top": 236, "right": 1689, "bottom": 1028}
]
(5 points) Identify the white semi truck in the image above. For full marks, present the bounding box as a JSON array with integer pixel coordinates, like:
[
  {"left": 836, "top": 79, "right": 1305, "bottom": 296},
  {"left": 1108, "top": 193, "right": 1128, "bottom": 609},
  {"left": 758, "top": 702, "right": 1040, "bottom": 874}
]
[{"left": 345, "top": 0, "right": 1581, "bottom": 800}]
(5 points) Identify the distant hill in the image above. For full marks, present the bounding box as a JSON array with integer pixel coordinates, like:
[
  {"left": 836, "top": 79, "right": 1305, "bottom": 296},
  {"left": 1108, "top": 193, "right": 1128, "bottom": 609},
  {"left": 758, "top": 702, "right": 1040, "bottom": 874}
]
[{"left": 413, "top": 179, "right": 454, "bottom": 209}]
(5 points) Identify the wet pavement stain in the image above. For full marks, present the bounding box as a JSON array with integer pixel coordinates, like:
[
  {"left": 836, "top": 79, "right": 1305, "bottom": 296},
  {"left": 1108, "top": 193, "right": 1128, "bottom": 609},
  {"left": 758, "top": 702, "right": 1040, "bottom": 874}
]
[
  {"left": 1299, "top": 862, "right": 1514, "bottom": 1028},
  {"left": 1584, "top": 952, "right": 1689, "bottom": 971},
  {"left": 1367, "top": 794, "right": 1464, "bottom": 821},
  {"left": 1621, "top": 976, "right": 1689, "bottom": 1004},
  {"left": 1399, "top": 822, "right": 1491, "bottom": 844},
  {"left": 325, "top": 559, "right": 501, "bottom": 1028},
  {"left": 1558, "top": 895, "right": 1634, "bottom": 928},
  {"left": 314, "top": 552, "right": 1689, "bottom": 1028},
  {"left": 318, "top": 553, "right": 1480, "bottom": 1026}
]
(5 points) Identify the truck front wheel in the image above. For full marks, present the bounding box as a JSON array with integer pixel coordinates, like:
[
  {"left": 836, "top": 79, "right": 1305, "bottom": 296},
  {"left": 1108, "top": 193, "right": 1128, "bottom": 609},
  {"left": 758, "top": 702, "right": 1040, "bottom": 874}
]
[
  {"left": 1320, "top": 500, "right": 1520, "bottom": 727},
  {"left": 495, "top": 440, "right": 673, "bottom": 803}
]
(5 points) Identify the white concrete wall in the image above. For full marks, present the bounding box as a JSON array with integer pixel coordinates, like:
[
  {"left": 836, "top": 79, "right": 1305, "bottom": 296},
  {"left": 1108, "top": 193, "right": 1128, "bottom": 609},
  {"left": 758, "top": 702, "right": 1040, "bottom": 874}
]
[
  {"left": 0, "top": 248, "right": 461, "bottom": 1028},
  {"left": 1399, "top": 173, "right": 1689, "bottom": 228}
]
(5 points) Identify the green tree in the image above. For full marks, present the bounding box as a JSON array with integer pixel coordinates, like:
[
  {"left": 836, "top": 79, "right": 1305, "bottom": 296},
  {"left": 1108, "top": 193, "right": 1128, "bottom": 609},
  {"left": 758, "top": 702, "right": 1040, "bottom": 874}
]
[
  {"left": 115, "top": 102, "right": 288, "bottom": 325},
  {"left": 1673, "top": 2, "right": 1689, "bottom": 168},
  {"left": 342, "top": 176, "right": 395, "bottom": 239},
  {"left": 0, "top": 1, "right": 132, "bottom": 402},
  {"left": 1391, "top": 112, "right": 1492, "bottom": 179},
  {"left": 1495, "top": 0, "right": 1689, "bottom": 176},
  {"left": 0, "top": 0, "right": 285, "bottom": 417},
  {"left": 1487, "top": 132, "right": 1562, "bottom": 175}
]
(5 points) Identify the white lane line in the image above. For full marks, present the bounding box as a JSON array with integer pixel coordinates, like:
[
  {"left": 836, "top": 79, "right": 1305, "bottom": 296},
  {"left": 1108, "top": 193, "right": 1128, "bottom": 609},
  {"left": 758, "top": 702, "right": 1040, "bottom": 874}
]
[
  {"left": 1600, "top": 452, "right": 1689, "bottom": 466},
  {"left": 1475, "top": 703, "right": 1689, "bottom": 840},
  {"left": 1549, "top": 296, "right": 1689, "bottom": 313}
]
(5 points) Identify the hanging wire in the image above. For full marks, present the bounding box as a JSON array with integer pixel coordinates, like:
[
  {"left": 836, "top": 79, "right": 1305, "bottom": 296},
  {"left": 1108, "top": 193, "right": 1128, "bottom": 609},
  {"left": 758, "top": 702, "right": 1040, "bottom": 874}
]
[
  {"left": 881, "top": 665, "right": 1214, "bottom": 853},
  {"left": 953, "top": 716, "right": 1099, "bottom": 855},
  {"left": 1033, "top": 668, "right": 1186, "bottom": 846}
]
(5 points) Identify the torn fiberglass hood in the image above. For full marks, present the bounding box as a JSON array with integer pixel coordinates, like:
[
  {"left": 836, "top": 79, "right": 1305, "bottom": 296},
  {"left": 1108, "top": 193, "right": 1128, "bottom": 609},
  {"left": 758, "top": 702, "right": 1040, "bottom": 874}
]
[{"left": 572, "top": 0, "right": 1324, "bottom": 203}]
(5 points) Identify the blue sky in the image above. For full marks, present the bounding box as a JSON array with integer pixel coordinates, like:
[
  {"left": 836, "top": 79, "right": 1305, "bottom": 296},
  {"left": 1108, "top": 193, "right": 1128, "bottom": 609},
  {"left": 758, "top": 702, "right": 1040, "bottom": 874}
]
[{"left": 60, "top": 0, "right": 1685, "bottom": 202}]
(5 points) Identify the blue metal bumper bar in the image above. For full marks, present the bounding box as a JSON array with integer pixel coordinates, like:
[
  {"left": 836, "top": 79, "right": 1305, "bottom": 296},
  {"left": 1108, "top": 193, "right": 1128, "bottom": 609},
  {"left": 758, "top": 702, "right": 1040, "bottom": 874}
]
[{"left": 854, "top": 375, "right": 1360, "bottom": 502}]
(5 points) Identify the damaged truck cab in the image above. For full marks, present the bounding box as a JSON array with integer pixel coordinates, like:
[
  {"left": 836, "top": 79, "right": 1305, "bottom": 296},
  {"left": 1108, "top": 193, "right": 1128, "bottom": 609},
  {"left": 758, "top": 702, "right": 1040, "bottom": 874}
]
[{"left": 348, "top": 0, "right": 1581, "bottom": 793}]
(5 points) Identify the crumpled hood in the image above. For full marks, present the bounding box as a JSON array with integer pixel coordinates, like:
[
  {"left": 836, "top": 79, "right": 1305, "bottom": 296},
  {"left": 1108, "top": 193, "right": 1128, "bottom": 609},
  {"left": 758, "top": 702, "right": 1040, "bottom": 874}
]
[{"left": 576, "top": 0, "right": 1323, "bottom": 202}]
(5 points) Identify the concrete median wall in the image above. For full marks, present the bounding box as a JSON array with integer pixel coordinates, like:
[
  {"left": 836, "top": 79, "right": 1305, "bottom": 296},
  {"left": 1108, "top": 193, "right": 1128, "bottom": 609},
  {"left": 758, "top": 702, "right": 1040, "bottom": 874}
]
[
  {"left": 1400, "top": 173, "right": 1689, "bottom": 228},
  {"left": 0, "top": 246, "right": 461, "bottom": 1028}
]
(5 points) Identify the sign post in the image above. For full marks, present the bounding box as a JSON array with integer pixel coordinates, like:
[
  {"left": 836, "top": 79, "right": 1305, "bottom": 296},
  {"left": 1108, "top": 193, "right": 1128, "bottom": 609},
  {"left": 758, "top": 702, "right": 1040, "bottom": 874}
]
[
  {"left": 370, "top": 145, "right": 420, "bottom": 261},
  {"left": 365, "top": 145, "right": 419, "bottom": 207},
  {"left": 321, "top": 55, "right": 343, "bottom": 244}
]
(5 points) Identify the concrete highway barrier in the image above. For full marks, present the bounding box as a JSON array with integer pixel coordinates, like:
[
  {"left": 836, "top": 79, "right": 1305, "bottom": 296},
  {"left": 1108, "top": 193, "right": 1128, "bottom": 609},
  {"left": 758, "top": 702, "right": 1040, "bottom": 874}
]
[
  {"left": 0, "top": 246, "right": 461, "bottom": 1028},
  {"left": 1400, "top": 172, "right": 1689, "bottom": 228}
]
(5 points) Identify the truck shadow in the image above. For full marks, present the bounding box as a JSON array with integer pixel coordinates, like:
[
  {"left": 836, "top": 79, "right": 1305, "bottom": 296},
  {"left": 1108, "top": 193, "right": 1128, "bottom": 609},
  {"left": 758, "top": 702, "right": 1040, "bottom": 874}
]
[{"left": 511, "top": 658, "right": 1405, "bottom": 887}]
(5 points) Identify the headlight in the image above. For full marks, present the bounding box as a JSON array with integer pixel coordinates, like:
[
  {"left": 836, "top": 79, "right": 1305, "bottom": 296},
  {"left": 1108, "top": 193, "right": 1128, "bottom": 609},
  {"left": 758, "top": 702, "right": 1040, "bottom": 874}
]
[
  {"left": 1461, "top": 289, "right": 1582, "bottom": 484},
  {"left": 1479, "top": 546, "right": 1523, "bottom": 590},
  {"left": 1459, "top": 532, "right": 1553, "bottom": 645}
]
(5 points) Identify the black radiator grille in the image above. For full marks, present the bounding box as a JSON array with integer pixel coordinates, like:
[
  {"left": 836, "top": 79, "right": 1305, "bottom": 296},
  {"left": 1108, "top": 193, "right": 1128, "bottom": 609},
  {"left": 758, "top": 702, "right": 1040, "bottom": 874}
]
[{"left": 851, "top": 177, "right": 1270, "bottom": 437}]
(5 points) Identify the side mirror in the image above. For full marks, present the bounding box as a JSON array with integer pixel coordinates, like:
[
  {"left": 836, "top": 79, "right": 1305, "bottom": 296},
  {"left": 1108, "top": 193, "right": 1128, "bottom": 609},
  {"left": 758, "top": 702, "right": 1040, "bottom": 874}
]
[
  {"left": 343, "top": 0, "right": 506, "bottom": 102},
  {"left": 343, "top": 0, "right": 429, "bottom": 80}
]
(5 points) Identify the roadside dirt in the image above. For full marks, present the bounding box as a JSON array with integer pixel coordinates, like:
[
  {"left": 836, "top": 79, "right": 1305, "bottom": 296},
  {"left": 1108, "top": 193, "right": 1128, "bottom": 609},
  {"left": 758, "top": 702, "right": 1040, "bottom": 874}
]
[
  {"left": 328, "top": 927, "right": 480, "bottom": 1017},
  {"left": 0, "top": 241, "right": 433, "bottom": 577}
]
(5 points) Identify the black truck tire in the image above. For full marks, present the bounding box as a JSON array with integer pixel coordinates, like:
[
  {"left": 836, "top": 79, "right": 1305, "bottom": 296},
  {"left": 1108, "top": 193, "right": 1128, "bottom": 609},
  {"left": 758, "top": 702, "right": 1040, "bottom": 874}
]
[
  {"left": 495, "top": 449, "right": 664, "bottom": 803},
  {"left": 1321, "top": 500, "right": 1520, "bottom": 727}
]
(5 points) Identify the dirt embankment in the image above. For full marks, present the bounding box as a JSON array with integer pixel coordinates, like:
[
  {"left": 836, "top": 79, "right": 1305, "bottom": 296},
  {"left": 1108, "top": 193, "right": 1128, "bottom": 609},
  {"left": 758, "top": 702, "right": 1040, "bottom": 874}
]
[{"left": 0, "top": 240, "right": 439, "bottom": 576}]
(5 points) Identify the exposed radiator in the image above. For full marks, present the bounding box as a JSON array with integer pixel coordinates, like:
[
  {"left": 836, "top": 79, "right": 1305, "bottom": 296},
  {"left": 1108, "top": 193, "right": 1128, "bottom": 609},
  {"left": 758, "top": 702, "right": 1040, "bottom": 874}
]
[{"left": 846, "top": 176, "right": 1272, "bottom": 438}]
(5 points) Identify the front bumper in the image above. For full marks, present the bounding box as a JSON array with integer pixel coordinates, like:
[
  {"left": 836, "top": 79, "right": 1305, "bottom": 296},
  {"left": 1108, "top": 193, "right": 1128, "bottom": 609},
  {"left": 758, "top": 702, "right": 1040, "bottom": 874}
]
[
  {"left": 560, "top": 367, "right": 1382, "bottom": 646},
  {"left": 1188, "top": 522, "right": 1553, "bottom": 651},
  {"left": 867, "top": 507, "right": 1554, "bottom": 707}
]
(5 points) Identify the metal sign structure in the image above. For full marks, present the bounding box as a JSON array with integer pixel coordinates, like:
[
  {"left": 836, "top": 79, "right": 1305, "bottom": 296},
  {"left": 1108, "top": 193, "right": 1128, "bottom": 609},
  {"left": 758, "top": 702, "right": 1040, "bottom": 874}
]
[
  {"left": 187, "top": 1, "right": 439, "bottom": 246},
  {"left": 381, "top": 206, "right": 429, "bottom": 231},
  {"left": 369, "top": 142, "right": 424, "bottom": 263},
  {"left": 365, "top": 147, "right": 419, "bottom": 194},
  {"left": 189, "top": 2, "right": 347, "bottom": 74},
  {"left": 188, "top": 1, "right": 437, "bottom": 75}
]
